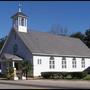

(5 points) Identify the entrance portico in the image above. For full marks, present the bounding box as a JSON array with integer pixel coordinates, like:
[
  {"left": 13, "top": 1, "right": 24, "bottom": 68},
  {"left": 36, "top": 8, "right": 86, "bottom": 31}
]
[{"left": 0, "top": 53, "right": 26, "bottom": 80}]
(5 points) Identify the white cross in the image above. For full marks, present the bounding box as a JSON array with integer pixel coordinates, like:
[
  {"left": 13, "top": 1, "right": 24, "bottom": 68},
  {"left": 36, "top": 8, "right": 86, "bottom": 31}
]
[{"left": 19, "top": 2, "right": 22, "bottom": 12}]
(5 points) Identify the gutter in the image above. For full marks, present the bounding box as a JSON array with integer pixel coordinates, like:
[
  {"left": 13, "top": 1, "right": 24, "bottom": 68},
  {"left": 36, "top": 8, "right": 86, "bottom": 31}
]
[{"left": 32, "top": 52, "right": 90, "bottom": 58}]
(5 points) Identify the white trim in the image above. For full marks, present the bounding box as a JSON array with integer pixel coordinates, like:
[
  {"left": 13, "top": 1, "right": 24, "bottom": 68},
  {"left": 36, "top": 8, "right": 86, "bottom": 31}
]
[
  {"left": 32, "top": 53, "right": 90, "bottom": 58},
  {"left": 12, "top": 59, "right": 23, "bottom": 61}
]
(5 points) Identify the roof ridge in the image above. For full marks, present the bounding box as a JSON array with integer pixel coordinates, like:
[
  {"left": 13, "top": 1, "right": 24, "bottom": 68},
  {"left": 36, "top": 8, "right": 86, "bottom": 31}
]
[{"left": 27, "top": 29, "right": 81, "bottom": 41}]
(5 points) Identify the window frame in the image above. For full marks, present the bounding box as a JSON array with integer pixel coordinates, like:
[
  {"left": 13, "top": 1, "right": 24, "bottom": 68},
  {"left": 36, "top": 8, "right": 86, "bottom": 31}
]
[
  {"left": 21, "top": 18, "right": 24, "bottom": 26},
  {"left": 62, "top": 57, "right": 66, "bottom": 68},
  {"left": 37, "top": 59, "right": 42, "bottom": 65},
  {"left": 49, "top": 56, "right": 55, "bottom": 69},
  {"left": 72, "top": 57, "right": 76, "bottom": 68},
  {"left": 81, "top": 58, "right": 85, "bottom": 68}
]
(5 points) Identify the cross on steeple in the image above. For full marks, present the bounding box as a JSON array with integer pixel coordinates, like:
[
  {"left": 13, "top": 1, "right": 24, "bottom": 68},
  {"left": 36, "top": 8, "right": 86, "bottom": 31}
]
[{"left": 18, "top": 2, "right": 22, "bottom": 12}]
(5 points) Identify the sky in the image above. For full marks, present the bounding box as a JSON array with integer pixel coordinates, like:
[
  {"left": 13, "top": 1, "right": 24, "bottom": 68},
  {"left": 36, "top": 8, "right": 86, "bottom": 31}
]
[{"left": 1, "top": 1, "right": 90, "bottom": 38}]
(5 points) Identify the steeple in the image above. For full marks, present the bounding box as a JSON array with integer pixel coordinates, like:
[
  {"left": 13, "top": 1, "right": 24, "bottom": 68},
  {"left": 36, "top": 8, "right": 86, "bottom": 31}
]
[{"left": 11, "top": 3, "right": 28, "bottom": 33}]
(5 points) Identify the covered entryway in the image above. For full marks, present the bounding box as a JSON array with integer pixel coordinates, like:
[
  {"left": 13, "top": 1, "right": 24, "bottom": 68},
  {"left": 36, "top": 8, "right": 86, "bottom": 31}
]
[{"left": 0, "top": 53, "right": 26, "bottom": 80}]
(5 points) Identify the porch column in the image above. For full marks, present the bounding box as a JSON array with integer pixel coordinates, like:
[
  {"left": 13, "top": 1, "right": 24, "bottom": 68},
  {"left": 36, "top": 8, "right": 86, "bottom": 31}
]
[
  {"left": 12, "top": 61, "right": 18, "bottom": 80},
  {"left": 12, "top": 61, "right": 15, "bottom": 68}
]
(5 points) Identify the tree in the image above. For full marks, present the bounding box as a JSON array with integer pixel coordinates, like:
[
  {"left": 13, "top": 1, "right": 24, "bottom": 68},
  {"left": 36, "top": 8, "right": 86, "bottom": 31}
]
[
  {"left": 0, "top": 36, "right": 7, "bottom": 50},
  {"left": 6, "top": 66, "right": 14, "bottom": 80},
  {"left": 50, "top": 24, "right": 68, "bottom": 36},
  {"left": 21, "top": 60, "right": 32, "bottom": 79},
  {"left": 84, "top": 29, "right": 90, "bottom": 48},
  {"left": 70, "top": 32, "right": 85, "bottom": 41},
  {"left": 70, "top": 29, "right": 90, "bottom": 49}
]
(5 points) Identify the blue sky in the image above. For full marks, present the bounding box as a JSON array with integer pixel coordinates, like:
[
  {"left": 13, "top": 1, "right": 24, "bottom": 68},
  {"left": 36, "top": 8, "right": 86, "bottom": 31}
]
[{"left": 0, "top": 1, "right": 90, "bottom": 38}]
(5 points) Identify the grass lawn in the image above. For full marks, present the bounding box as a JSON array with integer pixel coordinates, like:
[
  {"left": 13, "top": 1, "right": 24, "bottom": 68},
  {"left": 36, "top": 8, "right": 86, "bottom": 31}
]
[{"left": 83, "top": 74, "right": 90, "bottom": 80}]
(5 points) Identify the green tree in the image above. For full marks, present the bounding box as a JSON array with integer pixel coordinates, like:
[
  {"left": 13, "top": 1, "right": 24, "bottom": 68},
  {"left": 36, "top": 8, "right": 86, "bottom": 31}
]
[
  {"left": 84, "top": 29, "right": 90, "bottom": 48},
  {"left": 6, "top": 67, "right": 14, "bottom": 80},
  {"left": 21, "top": 60, "right": 32, "bottom": 79},
  {"left": 70, "top": 32, "right": 85, "bottom": 41},
  {"left": 0, "top": 36, "right": 7, "bottom": 50}
]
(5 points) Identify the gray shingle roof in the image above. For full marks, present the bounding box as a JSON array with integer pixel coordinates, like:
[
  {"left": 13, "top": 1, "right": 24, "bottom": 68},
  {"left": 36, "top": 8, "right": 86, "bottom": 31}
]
[
  {"left": 1, "top": 53, "right": 23, "bottom": 61},
  {"left": 11, "top": 12, "right": 27, "bottom": 18},
  {"left": 16, "top": 30, "right": 90, "bottom": 57}
]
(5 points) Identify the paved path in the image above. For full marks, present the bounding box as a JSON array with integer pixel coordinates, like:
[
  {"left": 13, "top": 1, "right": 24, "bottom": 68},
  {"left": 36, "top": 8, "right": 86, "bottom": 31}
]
[
  {"left": 0, "top": 79, "right": 90, "bottom": 89},
  {"left": 0, "top": 84, "right": 38, "bottom": 89}
]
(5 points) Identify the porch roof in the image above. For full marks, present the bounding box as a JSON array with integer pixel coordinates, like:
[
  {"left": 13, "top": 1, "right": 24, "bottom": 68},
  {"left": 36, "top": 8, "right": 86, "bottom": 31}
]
[{"left": 0, "top": 53, "right": 23, "bottom": 61}]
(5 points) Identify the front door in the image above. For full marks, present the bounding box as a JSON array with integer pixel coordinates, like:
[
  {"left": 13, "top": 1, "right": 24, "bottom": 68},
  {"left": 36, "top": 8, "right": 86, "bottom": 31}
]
[{"left": 15, "top": 62, "right": 22, "bottom": 79}]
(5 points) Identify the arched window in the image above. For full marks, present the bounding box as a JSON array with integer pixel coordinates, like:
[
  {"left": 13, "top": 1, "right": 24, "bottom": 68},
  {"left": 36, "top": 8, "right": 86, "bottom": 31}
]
[
  {"left": 81, "top": 58, "right": 85, "bottom": 68},
  {"left": 49, "top": 56, "right": 55, "bottom": 69},
  {"left": 62, "top": 57, "right": 66, "bottom": 68},
  {"left": 13, "top": 44, "right": 18, "bottom": 54},
  {"left": 21, "top": 18, "right": 24, "bottom": 26},
  {"left": 72, "top": 57, "right": 76, "bottom": 68}
]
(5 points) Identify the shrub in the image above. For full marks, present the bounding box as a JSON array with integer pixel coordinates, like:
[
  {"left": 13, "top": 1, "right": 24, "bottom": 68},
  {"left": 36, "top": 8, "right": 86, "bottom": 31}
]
[
  {"left": 41, "top": 72, "right": 68, "bottom": 79},
  {"left": 57, "top": 72, "right": 63, "bottom": 79},
  {"left": 61, "top": 72, "right": 68, "bottom": 79},
  {"left": 83, "top": 74, "right": 90, "bottom": 80},
  {"left": 82, "top": 72, "right": 87, "bottom": 78},
  {"left": 0, "top": 73, "right": 6, "bottom": 78},
  {"left": 6, "top": 67, "right": 14, "bottom": 80},
  {"left": 66, "top": 74, "right": 72, "bottom": 79},
  {"left": 70, "top": 72, "right": 87, "bottom": 79},
  {"left": 41, "top": 72, "right": 87, "bottom": 79},
  {"left": 41, "top": 72, "right": 52, "bottom": 79}
]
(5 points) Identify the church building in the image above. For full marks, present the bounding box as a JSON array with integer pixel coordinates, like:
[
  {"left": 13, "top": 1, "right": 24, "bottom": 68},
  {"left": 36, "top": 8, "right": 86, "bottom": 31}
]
[{"left": 0, "top": 6, "right": 90, "bottom": 80}]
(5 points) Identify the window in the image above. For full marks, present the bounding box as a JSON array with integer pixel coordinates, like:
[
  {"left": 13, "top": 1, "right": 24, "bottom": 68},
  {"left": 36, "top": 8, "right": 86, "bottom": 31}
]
[
  {"left": 37, "top": 59, "right": 42, "bottom": 65},
  {"left": 81, "top": 58, "right": 85, "bottom": 68},
  {"left": 62, "top": 57, "right": 66, "bottom": 68},
  {"left": 19, "top": 17, "right": 21, "bottom": 25},
  {"left": 72, "top": 57, "right": 76, "bottom": 68},
  {"left": 13, "top": 44, "right": 18, "bottom": 54},
  {"left": 21, "top": 18, "right": 24, "bottom": 26},
  {"left": 49, "top": 56, "right": 55, "bottom": 69}
]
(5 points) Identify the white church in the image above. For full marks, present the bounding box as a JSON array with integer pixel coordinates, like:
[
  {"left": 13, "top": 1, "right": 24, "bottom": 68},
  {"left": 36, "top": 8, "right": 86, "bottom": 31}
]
[{"left": 0, "top": 6, "right": 90, "bottom": 80}]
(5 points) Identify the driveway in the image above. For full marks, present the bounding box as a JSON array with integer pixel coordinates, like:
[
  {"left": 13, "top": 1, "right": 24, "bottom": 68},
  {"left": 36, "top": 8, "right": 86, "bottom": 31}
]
[{"left": 0, "top": 79, "right": 90, "bottom": 89}]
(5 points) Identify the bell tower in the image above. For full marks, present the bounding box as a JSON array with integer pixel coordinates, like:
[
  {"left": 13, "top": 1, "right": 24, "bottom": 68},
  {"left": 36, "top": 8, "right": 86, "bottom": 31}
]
[{"left": 11, "top": 4, "right": 28, "bottom": 33}]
